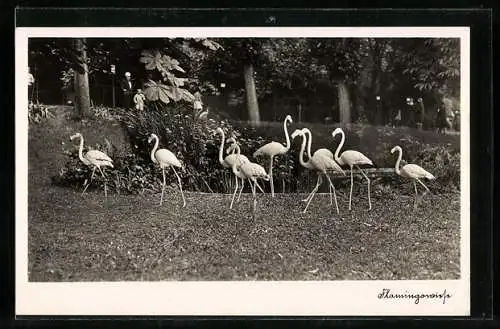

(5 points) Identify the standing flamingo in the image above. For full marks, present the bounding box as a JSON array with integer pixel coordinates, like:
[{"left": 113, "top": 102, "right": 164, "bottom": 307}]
[
  {"left": 298, "top": 128, "right": 345, "bottom": 208},
  {"left": 226, "top": 141, "right": 265, "bottom": 201},
  {"left": 215, "top": 128, "right": 263, "bottom": 209},
  {"left": 148, "top": 133, "right": 186, "bottom": 207},
  {"left": 292, "top": 129, "right": 345, "bottom": 213},
  {"left": 300, "top": 128, "right": 335, "bottom": 202},
  {"left": 231, "top": 160, "right": 270, "bottom": 213},
  {"left": 332, "top": 128, "right": 374, "bottom": 211},
  {"left": 253, "top": 115, "right": 293, "bottom": 197},
  {"left": 391, "top": 145, "right": 435, "bottom": 209},
  {"left": 70, "top": 133, "right": 114, "bottom": 197}
]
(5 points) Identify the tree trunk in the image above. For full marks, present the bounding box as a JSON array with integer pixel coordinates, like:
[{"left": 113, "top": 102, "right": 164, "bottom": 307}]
[
  {"left": 73, "top": 38, "right": 91, "bottom": 119},
  {"left": 337, "top": 82, "right": 351, "bottom": 124},
  {"left": 243, "top": 64, "right": 260, "bottom": 126}
]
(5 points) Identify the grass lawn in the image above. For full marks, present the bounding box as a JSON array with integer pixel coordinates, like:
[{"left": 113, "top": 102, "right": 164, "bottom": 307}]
[
  {"left": 29, "top": 186, "right": 460, "bottom": 281},
  {"left": 27, "top": 106, "right": 461, "bottom": 281}
]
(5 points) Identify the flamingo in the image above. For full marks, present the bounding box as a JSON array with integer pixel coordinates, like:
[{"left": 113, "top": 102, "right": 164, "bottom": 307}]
[
  {"left": 226, "top": 141, "right": 265, "bottom": 200},
  {"left": 299, "top": 128, "right": 336, "bottom": 202},
  {"left": 148, "top": 133, "right": 186, "bottom": 207},
  {"left": 292, "top": 129, "right": 345, "bottom": 214},
  {"left": 215, "top": 128, "right": 263, "bottom": 209},
  {"left": 253, "top": 115, "right": 293, "bottom": 197},
  {"left": 70, "top": 133, "right": 114, "bottom": 197},
  {"left": 332, "top": 128, "right": 374, "bottom": 211},
  {"left": 231, "top": 160, "right": 270, "bottom": 213},
  {"left": 391, "top": 145, "right": 435, "bottom": 209}
]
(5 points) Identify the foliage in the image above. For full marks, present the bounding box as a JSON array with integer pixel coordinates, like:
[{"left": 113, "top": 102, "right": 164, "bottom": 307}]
[{"left": 28, "top": 103, "right": 54, "bottom": 123}]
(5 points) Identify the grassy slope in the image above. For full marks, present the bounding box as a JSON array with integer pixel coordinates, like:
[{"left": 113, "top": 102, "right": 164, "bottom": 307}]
[{"left": 28, "top": 106, "right": 461, "bottom": 281}]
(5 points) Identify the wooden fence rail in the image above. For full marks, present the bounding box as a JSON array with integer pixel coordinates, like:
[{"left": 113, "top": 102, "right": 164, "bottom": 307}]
[{"left": 328, "top": 168, "right": 395, "bottom": 177}]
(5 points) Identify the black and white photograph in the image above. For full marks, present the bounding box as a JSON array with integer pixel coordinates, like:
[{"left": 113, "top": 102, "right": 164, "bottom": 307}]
[{"left": 16, "top": 26, "right": 470, "bottom": 316}]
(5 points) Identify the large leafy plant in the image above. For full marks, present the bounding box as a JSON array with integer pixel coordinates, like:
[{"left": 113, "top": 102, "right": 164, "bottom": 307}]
[{"left": 140, "top": 50, "right": 195, "bottom": 104}]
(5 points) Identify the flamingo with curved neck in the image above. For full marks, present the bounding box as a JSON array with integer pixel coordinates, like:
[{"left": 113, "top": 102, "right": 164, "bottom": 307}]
[
  {"left": 253, "top": 115, "right": 293, "bottom": 197},
  {"left": 148, "top": 133, "right": 186, "bottom": 207},
  {"left": 70, "top": 132, "right": 113, "bottom": 197},
  {"left": 391, "top": 145, "right": 435, "bottom": 209},
  {"left": 332, "top": 127, "right": 374, "bottom": 211},
  {"left": 292, "top": 129, "right": 343, "bottom": 213}
]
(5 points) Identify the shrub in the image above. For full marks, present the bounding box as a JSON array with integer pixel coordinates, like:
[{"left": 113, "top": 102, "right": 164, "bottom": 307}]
[{"left": 121, "top": 102, "right": 240, "bottom": 193}]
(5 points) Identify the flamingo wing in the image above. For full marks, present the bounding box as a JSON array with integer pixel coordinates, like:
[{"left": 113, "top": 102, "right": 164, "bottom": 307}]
[
  {"left": 155, "top": 149, "right": 183, "bottom": 168},
  {"left": 401, "top": 164, "right": 435, "bottom": 180}
]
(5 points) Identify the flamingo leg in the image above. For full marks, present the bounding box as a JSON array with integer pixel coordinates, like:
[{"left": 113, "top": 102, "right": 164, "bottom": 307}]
[
  {"left": 356, "top": 165, "right": 372, "bottom": 210},
  {"left": 97, "top": 166, "right": 108, "bottom": 198},
  {"left": 237, "top": 178, "right": 245, "bottom": 202},
  {"left": 255, "top": 181, "right": 265, "bottom": 193},
  {"left": 82, "top": 167, "right": 96, "bottom": 195},
  {"left": 251, "top": 179, "right": 257, "bottom": 213},
  {"left": 303, "top": 175, "right": 323, "bottom": 213},
  {"left": 269, "top": 156, "right": 275, "bottom": 197},
  {"left": 171, "top": 167, "right": 186, "bottom": 208},
  {"left": 230, "top": 174, "right": 238, "bottom": 209},
  {"left": 349, "top": 165, "right": 354, "bottom": 211},
  {"left": 413, "top": 180, "right": 419, "bottom": 209},
  {"left": 160, "top": 167, "right": 166, "bottom": 206},
  {"left": 325, "top": 174, "right": 339, "bottom": 214},
  {"left": 302, "top": 175, "right": 320, "bottom": 203},
  {"left": 416, "top": 178, "right": 431, "bottom": 194}
]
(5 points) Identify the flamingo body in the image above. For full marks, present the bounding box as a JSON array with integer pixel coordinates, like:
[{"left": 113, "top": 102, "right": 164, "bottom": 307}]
[
  {"left": 253, "top": 141, "right": 287, "bottom": 158},
  {"left": 399, "top": 163, "right": 435, "bottom": 180},
  {"left": 336, "top": 150, "right": 373, "bottom": 167},
  {"left": 83, "top": 149, "right": 114, "bottom": 168},
  {"left": 153, "top": 149, "right": 182, "bottom": 169}
]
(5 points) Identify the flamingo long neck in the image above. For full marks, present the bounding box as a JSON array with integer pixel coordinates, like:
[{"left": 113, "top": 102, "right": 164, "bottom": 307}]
[
  {"left": 298, "top": 133, "right": 310, "bottom": 168},
  {"left": 77, "top": 135, "right": 86, "bottom": 163},
  {"left": 304, "top": 129, "right": 313, "bottom": 159},
  {"left": 233, "top": 144, "right": 241, "bottom": 155},
  {"left": 334, "top": 130, "right": 345, "bottom": 162},
  {"left": 218, "top": 131, "right": 225, "bottom": 165},
  {"left": 283, "top": 118, "right": 291, "bottom": 151},
  {"left": 150, "top": 136, "right": 159, "bottom": 163},
  {"left": 394, "top": 148, "right": 402, "bottom": 175}
]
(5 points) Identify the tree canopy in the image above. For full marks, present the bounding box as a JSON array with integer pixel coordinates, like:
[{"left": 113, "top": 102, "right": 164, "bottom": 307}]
[{"left": 28, "top": 37, "right": 460, "bottom": 125}]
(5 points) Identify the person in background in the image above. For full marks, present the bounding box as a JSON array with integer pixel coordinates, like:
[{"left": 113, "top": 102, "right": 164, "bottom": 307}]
[
  {"left": 120, "top": 72, "right": 134, "bottom": 109},
  {"left": 133, "top": 89, "right": 146, "bottom": 111},
  {"left": 393, "top": 109, "right": 402, "bottom": 128},
  {"left": 193, "top": 91, "right": 203, "bottom": 111}
]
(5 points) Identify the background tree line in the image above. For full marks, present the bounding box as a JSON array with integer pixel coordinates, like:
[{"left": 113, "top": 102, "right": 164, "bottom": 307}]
[{"left": 28, "top": 37, "right": 460, "bottom": 128}]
